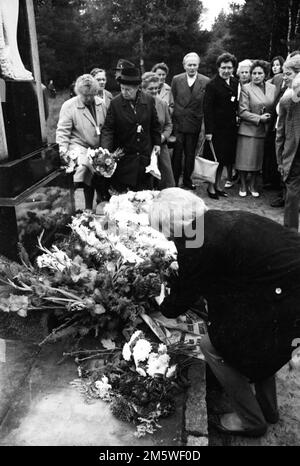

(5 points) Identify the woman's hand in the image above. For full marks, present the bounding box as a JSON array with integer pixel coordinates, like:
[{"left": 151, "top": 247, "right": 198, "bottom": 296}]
[
  {"left": 260, "top": 113, "right": 271, "bottom": 123},
  {"left": 278, "top": 164, "right": 284, "bottom": 176},
  {"left": 205, "top": 134, "right": 213, "bottom": 141}
]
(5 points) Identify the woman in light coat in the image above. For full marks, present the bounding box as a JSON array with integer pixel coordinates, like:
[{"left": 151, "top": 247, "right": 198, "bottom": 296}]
[
  {"left": 276, "top": 55, "right": 300, "bottom": 230},
  {"left": 235, "top": 60, "right": 276, "bottom": 197},
  {"left": 142, "top": 72, "right": 175, "bottom": 189},
  {"left": 56, "top": 74, "right": 107, "bottom": 210},
  {"left": 151, "top": 62, "right": 174, "bottom": 115}
]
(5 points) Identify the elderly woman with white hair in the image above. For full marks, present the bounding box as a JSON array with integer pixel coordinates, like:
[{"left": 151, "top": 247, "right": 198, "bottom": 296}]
[
  {"left": 150, "top": 187, "right": 300, "bottom": 438},
  {"left": 236, "top": 59, "right": 252, "bottom": 99},
  {"left": 56, "top": 74, "right": 108, "bottom": 211}
]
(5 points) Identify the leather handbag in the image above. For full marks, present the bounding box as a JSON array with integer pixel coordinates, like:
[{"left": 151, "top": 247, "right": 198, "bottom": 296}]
[{"left": 192, "top": 140, "right": 219, "bottom": 184}]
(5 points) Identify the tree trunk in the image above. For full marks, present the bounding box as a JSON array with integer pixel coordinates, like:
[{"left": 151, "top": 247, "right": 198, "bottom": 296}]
[
  {"left": 295, "top": 4, "right": 300, "bottom": 36},
  {"left": 268, "top": 0, "right": 277, "bottom": 60},
  {"left": 139, "top": 28, "right": 145, "bottom": 74},
  {"left": 287, "top": 0, "right": 293, "bottom": 54}
]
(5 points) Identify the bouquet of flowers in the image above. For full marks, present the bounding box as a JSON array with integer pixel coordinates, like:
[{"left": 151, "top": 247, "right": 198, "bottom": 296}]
[
  {"left": 0, "top": 191, "right": 177, "bottom": 345},
  {"left": 72, "top": 330, "right": 179, "bottom": 437},
  {"left": 59, "top": 147, "right": 82, "bottom": 173},
  {"left": 88, "top": 147, "right": 125, "bottom": 178}
]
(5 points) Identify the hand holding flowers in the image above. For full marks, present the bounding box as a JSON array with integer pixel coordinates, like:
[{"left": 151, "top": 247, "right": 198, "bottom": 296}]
[{"left": 88, "top": 147, "right": 125, "bottom": 178}]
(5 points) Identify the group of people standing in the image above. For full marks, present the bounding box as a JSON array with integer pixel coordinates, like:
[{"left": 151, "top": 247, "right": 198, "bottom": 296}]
[{"left": 56, "top": 49, "right": 300, "bottom": 230}]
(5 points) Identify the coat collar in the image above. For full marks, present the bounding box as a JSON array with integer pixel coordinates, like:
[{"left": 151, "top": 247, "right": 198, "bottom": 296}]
[
  {"left": 76, "top": 95, "right": 104, "bottom": 126},
  {"left": 120, "top": 89, "right": 147, "bottom": 107},
  {"left": 76, "top": 95, "right": 103, "bottom": 109},
  {"left": 180, "top": 73, "right": 204, "bottom": 96}
]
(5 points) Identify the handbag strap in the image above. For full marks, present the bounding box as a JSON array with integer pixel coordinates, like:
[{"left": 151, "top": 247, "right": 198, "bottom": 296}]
[{"left": 208, "top": 140, "right": 218, "bottom": 162}]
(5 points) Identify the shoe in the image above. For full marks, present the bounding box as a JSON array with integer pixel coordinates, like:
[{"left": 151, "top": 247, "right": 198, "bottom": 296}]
[
  {"left": 270, "top": 198, "right": 284, "bottom": 208},
  {"left": 183, "top": 183, "right": 196, "bottom": 190},
  {"left": 249, "top": 189, "right": 260, "bottom": 198},
  {"left": 264, "top": 411, "right": 279, "bottom": 424},
  {"left": 215, "top": 189, "right": 228, "bottom": 197},
  {"left": 207, "top": 188, "right": 219, "bottom": 200},
  {"left": 213, "top": 414, "right": 267, "bottom": 438},
  {"left": 239, "top": 189, "right": 247, "bottom": 197},
  {"left": 224, "top": 181, "right": 234, "bottom": 188}
]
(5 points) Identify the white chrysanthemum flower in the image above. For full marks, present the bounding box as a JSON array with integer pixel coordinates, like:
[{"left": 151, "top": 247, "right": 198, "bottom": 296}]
[
  {"left": 133, "top": 339, "right": 152, "bottom": 365},
  {"left": 166, "top": 364, "right": 177, "bottom": 378},
  {"left": 95, "top": 376, "right": 112, "bottom": 399},
  {"left": 146, "top": 352, "right": 170, "bottom": 377},
  {"left": 129, "top": 330, "right": 143, "bottom": 345},
  {"left": 137, "top": 213, "right": 149, "bottom": 226},
  {"left": 136, "top": 366, "right": 147, "bottom": 377},
  {"left": 114, "top": 243, "right": 143, "bottom": 264},
  {"left": 158, "top": 344, "right": 167, "bottom": 354},
  {"left": 126, "top": 191, "right": 136, "bottom": 202},
  {"left": 122, "top": 342, "right": 132, "bottom": 361}
]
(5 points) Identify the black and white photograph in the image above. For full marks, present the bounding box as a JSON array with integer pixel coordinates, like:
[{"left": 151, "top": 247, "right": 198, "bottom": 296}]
[{"left": 0, "top": 0, "right": 299, "bottom": 453}]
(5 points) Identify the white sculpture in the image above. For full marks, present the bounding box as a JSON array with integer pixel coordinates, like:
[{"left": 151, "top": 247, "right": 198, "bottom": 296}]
[{"left": 0, "top": 0, "right": 33, "bottom": 80}]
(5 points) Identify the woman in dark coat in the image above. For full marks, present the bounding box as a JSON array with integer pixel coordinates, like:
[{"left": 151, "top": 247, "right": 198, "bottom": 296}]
[
  {"left": 149, "top": 188, "right": 300, "bottom": 437},
  {"left": 203, "top": 52, "right": 239, "bottom": 199},
  {"left": 100, "top": 67, "right": 161, "bottom": 192}
]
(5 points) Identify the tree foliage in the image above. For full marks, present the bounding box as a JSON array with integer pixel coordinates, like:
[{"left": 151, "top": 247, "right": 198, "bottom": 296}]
[
  {"left": 33, "top": 0, "right": 210, "bottom": 89},
  {"left": 203, "top": 0, "right": 300, "bottom": 75}
]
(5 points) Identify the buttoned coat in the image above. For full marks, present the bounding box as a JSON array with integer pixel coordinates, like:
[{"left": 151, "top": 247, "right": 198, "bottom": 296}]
[
  {"left": 155, "top": 97, "right": 175, "bottom": 188},
  {"left": 171, "top": 72, "right": 210, "bottom": 134},
  {"left": 276, "top": 90, "right": 300, "bottom": 181},
  {"left": 203, "top": 75, "right": 239, "bottom": 165},
  {"left": 102, "top": 89, "right": 113, "bottom": 111},
  {"left": 56, "top": 95, "right": 107, "bottom": 185},
  {"left": 238, "top": 81, "right": 276, "bottom": 138},
  {"left": 100, "top": 90, "right": 161, "bottom": 187},
  {"left": 56, "top": 95, "right": 106, "bottom": 152},
  {"left": 157, "top": 83, "right": 174, "bottom": 114}
]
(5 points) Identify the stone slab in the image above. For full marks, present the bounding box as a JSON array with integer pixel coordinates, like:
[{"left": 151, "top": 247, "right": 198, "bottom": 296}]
[
  {"left": 0, "top": 338, "right": 185, "bottom": 446},
  {"left": 185, "top": 361, "right": 208, "bottom": 436}
]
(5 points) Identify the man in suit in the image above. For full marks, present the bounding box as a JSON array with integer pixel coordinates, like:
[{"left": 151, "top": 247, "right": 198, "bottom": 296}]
[{"left": 171, "top": 52, "right": 209, "bottom": 190}]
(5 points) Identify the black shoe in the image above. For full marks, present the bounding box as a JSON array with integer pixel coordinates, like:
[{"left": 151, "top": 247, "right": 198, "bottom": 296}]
[
  {"left": 183, "top": 183, "right": 196, "bottom": 190},
  {"left": 270, "top": 198, "right": 284, "bottom": 208},
  {"left": 215, "top": 189, "right": 228, "bottom": 198},
  {"left": 213, "top": 420, "right": 267, "bottom": 438},
  {"left": 207, "top": 188, "right": 219, "bottom": 200}
]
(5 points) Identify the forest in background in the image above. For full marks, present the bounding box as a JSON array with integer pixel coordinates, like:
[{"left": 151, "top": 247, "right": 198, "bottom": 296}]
[{"left": 33, "top": 0, "right": 300, "bottom": 89}]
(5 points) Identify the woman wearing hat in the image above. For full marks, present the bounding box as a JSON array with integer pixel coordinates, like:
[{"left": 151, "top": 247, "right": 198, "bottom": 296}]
[
  {"left": 100, "top": 67, "right": 161, "bottom": 192},
  {"left": 276, "top": 55, "right": 300, "bottom": 230},
  {"left": 149, "top": 187, "right": 300, "bottom": 438}
]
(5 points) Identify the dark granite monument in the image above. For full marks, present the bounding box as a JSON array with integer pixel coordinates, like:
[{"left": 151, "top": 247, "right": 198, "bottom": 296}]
[{"left": 0, "top": 0, "right": 62, "bottom": 261}]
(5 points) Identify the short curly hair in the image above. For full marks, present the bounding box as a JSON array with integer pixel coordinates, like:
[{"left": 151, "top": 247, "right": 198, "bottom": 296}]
[
  {"left": 74, "top": 74, "right": 99, "bottom": 96},
  {"left": 151, "top": 62, "right": 169, "bottom": 75},
  {"left": 250, "top": 60, "right": 270, "bottom": 77},
  {"left": 216, "top": 52, "right": 237, "bottom": 69},
  {"left": 141, "top": 72, "right": 160, "bottom": 89},
  {"left": 90, "top": 68, "right": 106, "bottom": 77}
]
